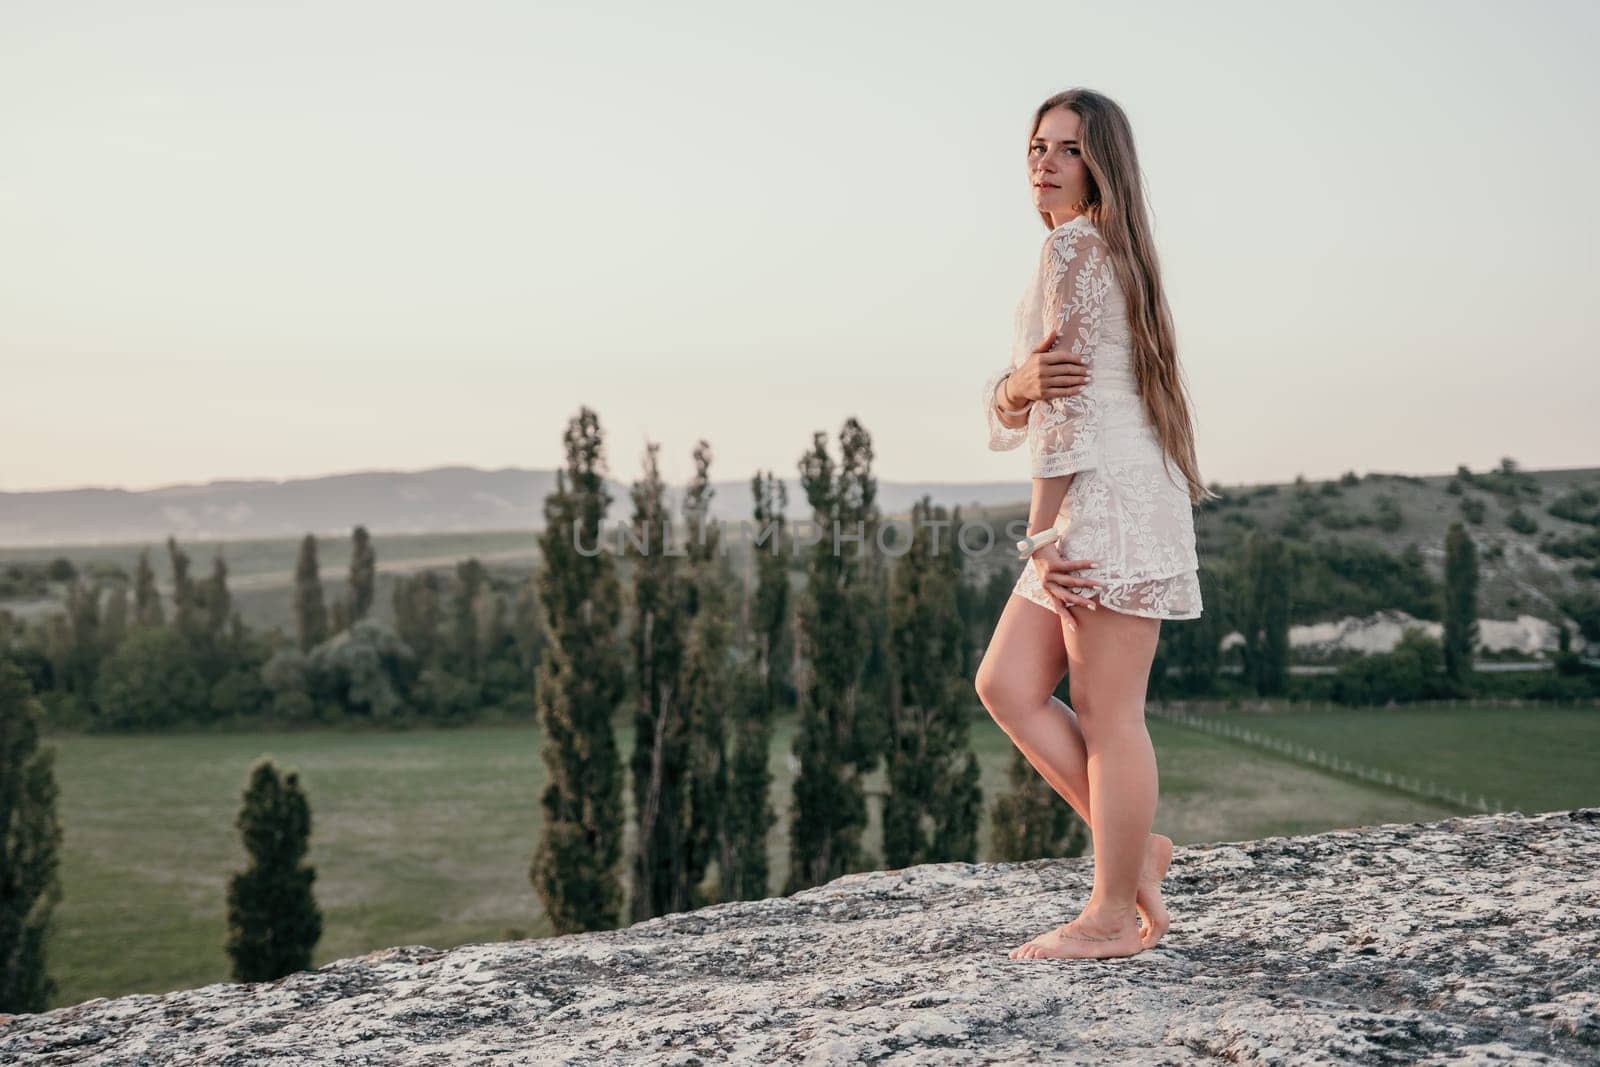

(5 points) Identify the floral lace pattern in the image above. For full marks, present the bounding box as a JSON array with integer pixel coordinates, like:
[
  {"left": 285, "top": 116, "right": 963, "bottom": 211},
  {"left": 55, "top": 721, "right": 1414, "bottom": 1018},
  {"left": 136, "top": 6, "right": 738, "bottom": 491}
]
[
  {"left": 982, "top": 364, "right": 1028, "bottom": 452},
  {"left": 1030, "top": 224, "right": 1111, "bottom": 478},
  {"left": 1013, "top": 465, "right": 1203, "bottom": 620},
  {"left": 983, "top": 215, "right": 1203, "bottom": 621}
]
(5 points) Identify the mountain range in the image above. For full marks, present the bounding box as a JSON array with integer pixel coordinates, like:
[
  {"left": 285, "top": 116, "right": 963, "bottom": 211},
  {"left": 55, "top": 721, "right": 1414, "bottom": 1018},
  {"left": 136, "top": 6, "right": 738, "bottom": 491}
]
[{"left": 0, "top": 466, "right": 1031, "bottom": 549}]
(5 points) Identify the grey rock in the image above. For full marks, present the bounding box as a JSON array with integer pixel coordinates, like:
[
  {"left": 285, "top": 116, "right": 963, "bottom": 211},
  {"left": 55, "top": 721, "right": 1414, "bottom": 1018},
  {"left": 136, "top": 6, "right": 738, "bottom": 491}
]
[{"left": 3, "top": 808, "right": 1596, "bottom": 1065}]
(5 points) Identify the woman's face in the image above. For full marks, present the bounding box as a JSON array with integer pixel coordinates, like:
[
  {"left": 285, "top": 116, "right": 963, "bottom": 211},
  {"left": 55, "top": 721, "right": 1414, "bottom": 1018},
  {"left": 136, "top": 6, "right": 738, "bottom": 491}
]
[{"left": 1028, "top": 106, "right": 1090, "bottom": 220}]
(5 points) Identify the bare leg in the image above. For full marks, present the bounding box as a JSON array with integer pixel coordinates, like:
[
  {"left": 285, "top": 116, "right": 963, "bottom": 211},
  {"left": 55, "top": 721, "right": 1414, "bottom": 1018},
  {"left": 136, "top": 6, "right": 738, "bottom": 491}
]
[
  {"left": 975, "top": 593, "right": 1172, "bottom": 953},
  {"left": 1013, "top": 598, "right": 1162, "bottom": 959}
]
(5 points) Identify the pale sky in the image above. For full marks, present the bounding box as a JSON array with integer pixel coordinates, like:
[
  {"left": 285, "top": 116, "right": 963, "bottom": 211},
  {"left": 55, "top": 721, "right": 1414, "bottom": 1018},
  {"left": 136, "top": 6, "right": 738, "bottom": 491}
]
[{"left": 3, "top": 0, "right": 1596, "bottom": 494}]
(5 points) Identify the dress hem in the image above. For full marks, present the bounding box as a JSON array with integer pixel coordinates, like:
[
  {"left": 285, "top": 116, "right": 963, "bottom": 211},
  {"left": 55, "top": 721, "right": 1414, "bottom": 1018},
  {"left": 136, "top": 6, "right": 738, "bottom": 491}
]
[
  {"left": 1013, "top": 564, "right": 1202, "bottom": 621},
  {"left": 1011, "top": 588, "right": 1200, "bottom": 622}
]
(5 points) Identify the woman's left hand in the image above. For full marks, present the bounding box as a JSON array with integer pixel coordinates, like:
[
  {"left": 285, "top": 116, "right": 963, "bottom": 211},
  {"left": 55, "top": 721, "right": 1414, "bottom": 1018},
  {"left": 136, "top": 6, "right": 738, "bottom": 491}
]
[{"left": 1028, "top": 542, "right": 1102, "bottom": 631}]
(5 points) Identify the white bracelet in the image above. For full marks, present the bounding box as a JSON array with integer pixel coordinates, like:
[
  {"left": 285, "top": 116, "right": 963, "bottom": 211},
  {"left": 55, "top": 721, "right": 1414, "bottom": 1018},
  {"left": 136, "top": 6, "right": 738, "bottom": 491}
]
[
  {"left": 1016, "top": 520, "right": 1070, "bottom": 560},
  {"left": 995, "top": 372, "right": 1029, "bottom": 417}
]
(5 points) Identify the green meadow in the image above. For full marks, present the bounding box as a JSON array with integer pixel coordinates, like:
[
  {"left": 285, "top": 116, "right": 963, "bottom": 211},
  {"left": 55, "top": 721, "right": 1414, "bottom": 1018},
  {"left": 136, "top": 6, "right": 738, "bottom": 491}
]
[
  {"left": 1202, "top": 703, "right": 1600, "bottom": 817},
  {"left": 40, "top": 701, "right": 1598, "bottom": 1009}
]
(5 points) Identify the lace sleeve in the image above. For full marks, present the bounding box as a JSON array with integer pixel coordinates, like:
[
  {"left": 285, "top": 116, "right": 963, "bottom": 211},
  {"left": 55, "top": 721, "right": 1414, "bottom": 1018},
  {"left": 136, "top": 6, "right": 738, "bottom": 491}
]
[
  {"left": 1030, "top": 224, "right": 1110, "bottom": 478},
  {"left": 983, "top": 365, "right": 1028, "bottom": 451}
]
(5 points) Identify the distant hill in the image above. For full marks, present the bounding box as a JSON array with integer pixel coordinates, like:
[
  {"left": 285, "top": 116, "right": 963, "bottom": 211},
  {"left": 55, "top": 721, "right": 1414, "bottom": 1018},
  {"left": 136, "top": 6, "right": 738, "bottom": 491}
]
[
  {"left": 1185, "top": 464, "right": 1600, "bottom": 630},
  {"left": 2, "top": 461, "right": 1597, "bottom": 652},
  {"left": 0, "top": 465, "right": 1035, "bottom": 549}
]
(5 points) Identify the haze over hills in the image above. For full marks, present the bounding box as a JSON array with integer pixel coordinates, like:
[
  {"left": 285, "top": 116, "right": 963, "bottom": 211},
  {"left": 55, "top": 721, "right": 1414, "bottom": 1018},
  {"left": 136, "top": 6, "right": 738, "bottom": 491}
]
[
  {"left": 0, "top": 465, "right": 1055, "bottom": 549},
  {"left": 2, "top": 460, "right": 1598, "bottom": 657}
]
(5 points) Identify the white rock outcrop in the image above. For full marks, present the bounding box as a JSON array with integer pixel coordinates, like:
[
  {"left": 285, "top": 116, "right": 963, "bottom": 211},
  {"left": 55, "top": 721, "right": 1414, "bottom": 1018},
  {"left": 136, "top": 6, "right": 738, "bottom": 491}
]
[
  {"left": 3, "top": 808, "right": 1597, "bottom": 1064},
  {"left": 1223, "top": 608, "right": 1587, "bottom": 659}
]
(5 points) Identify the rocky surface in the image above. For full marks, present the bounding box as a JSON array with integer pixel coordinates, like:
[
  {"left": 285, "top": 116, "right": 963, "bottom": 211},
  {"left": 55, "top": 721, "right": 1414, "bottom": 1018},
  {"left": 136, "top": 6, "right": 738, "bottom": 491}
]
[{"left": 4, "top": 808, "right": 1597, "bottom": 1065}]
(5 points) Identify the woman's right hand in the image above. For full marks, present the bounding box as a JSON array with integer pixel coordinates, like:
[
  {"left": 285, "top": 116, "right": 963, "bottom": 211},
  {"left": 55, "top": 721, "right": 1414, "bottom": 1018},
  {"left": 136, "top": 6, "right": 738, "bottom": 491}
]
[
  {"left": 1008, "top": 328, "right": 1092, "bottom": 403},
  {"left": 1029, "top": 541, "right": 1103, "bottom": 631}
]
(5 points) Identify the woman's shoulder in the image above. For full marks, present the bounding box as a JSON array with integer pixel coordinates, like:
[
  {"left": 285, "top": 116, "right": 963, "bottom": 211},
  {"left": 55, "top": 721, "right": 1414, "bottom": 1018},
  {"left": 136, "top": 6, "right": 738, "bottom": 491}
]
[
  {"left": 1038, "top": 213, "right": 1109, "bottom": 267},
  {"left": 1045, "top": 212, "right": 1104, "bottom": 246},
  {"left": 1049, "top": 212, "right": 1097, "bottom": 237}
]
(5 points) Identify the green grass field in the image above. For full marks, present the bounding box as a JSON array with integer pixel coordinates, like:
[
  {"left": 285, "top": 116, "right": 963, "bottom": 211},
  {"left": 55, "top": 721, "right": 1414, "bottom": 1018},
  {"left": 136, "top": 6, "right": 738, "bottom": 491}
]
[
  {"left": 1202, "top": 703, "right": 1600, "bottom": 816},
  {"left": 39, "top": 700, "right": 1595, "bottom": 1010}
]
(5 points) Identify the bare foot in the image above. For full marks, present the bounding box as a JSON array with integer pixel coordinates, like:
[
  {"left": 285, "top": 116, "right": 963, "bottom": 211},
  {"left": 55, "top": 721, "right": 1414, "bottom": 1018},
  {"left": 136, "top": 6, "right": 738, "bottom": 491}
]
[
  {"left": 1134, "top": 833, "right": 1173, "bottom": 949},
  {"left": 1008, "top": 908, "right": 1144, "bottom": 960}
]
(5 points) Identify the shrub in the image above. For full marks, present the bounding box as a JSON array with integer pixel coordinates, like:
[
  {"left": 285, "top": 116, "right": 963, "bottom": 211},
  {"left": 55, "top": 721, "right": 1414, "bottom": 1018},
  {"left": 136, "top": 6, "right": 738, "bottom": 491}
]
[
  {"left": 93, "top": 627, "right": 208, "bottom": 730},
  {"left": 1374, "top": 494, "right": 1403, "bottom": 532},
  {"left": 305, "top": 619, "right": 415, "bottom": 720},
  {"left": 1331, "top": 627, "right": 1450, "bottom": 705},
  {"left": 1548, "top": 485, "right": 1600, "bottom": 527},
  {"left": 1506, "top": 507, "right": 1538, "bottom": 535}
]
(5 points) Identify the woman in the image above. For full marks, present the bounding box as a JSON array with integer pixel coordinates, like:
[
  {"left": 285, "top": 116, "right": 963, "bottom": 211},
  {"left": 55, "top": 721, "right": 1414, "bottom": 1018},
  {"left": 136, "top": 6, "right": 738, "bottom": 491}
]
[{"left": 975, "top": 88, "right": 1214, "bottom": 960}]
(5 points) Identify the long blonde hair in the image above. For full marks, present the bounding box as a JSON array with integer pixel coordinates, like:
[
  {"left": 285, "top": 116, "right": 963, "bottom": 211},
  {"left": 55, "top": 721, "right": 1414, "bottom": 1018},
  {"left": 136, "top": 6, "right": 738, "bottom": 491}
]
[{"left": 1030, "top": 88, "right": 1217, "bottom": 506}]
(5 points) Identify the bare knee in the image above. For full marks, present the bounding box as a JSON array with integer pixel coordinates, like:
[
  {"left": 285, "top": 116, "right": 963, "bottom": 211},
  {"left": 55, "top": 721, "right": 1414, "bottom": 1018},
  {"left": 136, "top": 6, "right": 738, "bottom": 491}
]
[
  {"left": 1067, "top": 677, "right": 1090, "bottom": 717},
  {"left": 1073, "top": 695, "right": 1150, "bottom": 746},
  {"left": 975, "top": 661, "right": 1040, "bottom": 731},
  {"left": 975, "top": 599, "right": 1072, "bottom": 730},
  {"left": 973, "top": 660, "right": 1007, "bottom": 715}
]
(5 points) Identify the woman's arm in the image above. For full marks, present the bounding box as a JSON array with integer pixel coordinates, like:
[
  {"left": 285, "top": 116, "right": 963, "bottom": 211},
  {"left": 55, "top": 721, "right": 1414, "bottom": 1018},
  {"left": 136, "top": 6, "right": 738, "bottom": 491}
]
[
  {"left": 994, "top": 373, "right": 1028, "bottom": 429},
  {"left": 1028, "top": 473, "right": 1073, "bottom": 536},
  {"left": 1030, "top": 224, "right": 1111, "bottom": 484},
  {"left": 1024, "top": 225, "right": 1113, "bottom": 607},
  {"left": 982, "top": 366, "right": 1029, "bottom": 450}
]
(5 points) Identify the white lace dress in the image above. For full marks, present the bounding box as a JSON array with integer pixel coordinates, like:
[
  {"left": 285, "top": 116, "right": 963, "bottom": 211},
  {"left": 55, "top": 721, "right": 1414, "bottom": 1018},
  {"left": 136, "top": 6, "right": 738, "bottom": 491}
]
[{"left": 982, "top": 213, "right": 1202, "bottom": 620}]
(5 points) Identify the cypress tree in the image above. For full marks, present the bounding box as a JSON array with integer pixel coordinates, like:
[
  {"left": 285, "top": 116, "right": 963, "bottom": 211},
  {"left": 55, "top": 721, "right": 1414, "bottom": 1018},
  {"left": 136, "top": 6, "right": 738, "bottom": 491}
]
[
  {"left": 0, "top": 661, "right": 64, "bottom": 1013},
  {"left": 201, "top": 553, "right": 232, "bottom": 655},
  {"left": 348, "top": 526, "right": 376, "bottom": 622},
  {"left": 883, "top": 497, "right": 981, "bottom": 867},
  {"left": 133, "top": 548, "right": 164, "bottom": 629},
  {"left": 721, "top": 471, "right": 788, "bottom": 900},
  {"left": 293, "top": 535, "right": 328, "bottom": 652},
  {"left": 62, "top": 575, "right": 103, "bottom": 695},
  {"left": 453, "top": 559, "right": 487, "bottom": 681},
  {"left": 103, "top": 581, "right": 128, "bottom": 652},
  {"left": 208, "top": 553, "right": 230, "bottom": 637},
  {"left": 1442, "top": 521, "right": 1479, "bottom": 692},
  {"left": 749, "top": 472, "right": 794, "bottom": 709},
  {"left": 224, "top": 758, "right": 322, "bottom": 981},
  {"left": 1241, "top": 531, "right": 1291, "bottom": 696},
  {"left": 529, "top": 407, "right": 627, "bottom": 934},
  {"left": 625, "top": 441, "right": 693, "bottom": 920},
  {"left": 393, "top": 572, "right": 443, "bottom": 667},
  {"left": 679, "top": 442, "right": 733, "bottom": 908},
  {"left": 785, "top": 419, "right": 881, "bottom": 893},
  {"left": 167, "top": 536, "right": 198, "bottom": 641}
]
